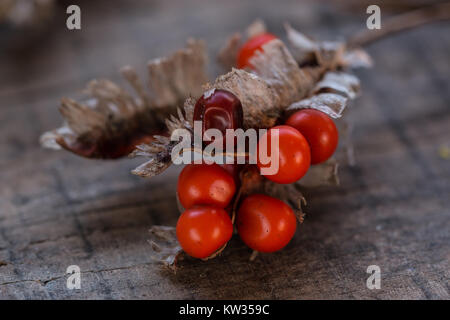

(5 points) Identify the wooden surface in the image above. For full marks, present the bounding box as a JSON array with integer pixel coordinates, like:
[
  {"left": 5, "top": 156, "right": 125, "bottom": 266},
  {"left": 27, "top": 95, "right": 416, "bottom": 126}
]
[{"left": 0, "top": 0, "right": 449, "bottom": 299}]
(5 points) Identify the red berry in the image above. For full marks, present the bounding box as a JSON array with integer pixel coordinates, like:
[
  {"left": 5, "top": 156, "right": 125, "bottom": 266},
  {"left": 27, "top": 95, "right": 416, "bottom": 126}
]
[
  {"left": 237, "top": 33, "right": 277, "bottom": 69},
  {"left": 194, "top": 89, "right": 243, "bottom": 146},
  {"left": 237, "top": 194, "right": 297, "bottom": 253},
  {"left": 177, "top": 163, "right": 236, "bottom": 209},
  {"left": 177, "top": 206, "right": 233, "bottom": 259},
  {"left": 257, "top": 125, "right": 311, "bottom": 184},
  {"left": 286, "top": 109, "right": 338, "bottom": 164}
]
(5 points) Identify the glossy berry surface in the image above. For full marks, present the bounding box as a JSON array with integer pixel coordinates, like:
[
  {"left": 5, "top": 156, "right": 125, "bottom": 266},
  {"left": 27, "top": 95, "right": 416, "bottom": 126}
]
[
  {"left": 177, "top": 163, "right": 236, "bottom": 209},
  {"left": 257, "top": 125, "right": 311, "bottom": 184},
  {"left": 237, "top": 194, "right": 297, "bottom": 253},
  {"left": 177, "top": 206, "right": 233, "bottom": 259},
  {"left": 194, "top": 89, "right": 243, "bottom": 145},
  {"left": 237, "top": 33, "right": 277, "bottom": 69},
  {"left": 286, "top": 109, "right": 338, "bottom": 164}
]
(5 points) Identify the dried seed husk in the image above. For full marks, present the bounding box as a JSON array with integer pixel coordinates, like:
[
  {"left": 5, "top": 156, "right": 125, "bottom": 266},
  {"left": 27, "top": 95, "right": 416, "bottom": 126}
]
[
  {"left": 217, "top": 19, "right": 267, "bottom": 71},
  {"left": 133, "top": 33, "right": 366, "bottom": 180},
  {"left": 236, "top": 165, "right": 306, "bottom": 224},
  {"left": 148, "top": 223, "right": 229, "bottom": 268},
  {"left": 130, "top": 98, "right": 196, "bottom": 177},
  {"left": 37, "top": 20, "right": 371, "bottom": 263},
  {"left": 297, "top": 159, "right": 340, "bottom": 188},
  {"left": 286, "top": 93, "right": 348, "bottom": 119},
  {"left": 134, "top": 24, "right": 372, "bottom": 264},
  {"left": 41, "top": 39, "right": 207, "bottom": 159},
  {"left": 153, "top": 193, "right": 232, "bottom": 265},
  {"left": 0, "top": 0, "right": 55, "bottom": 27},
  {"left": 314, "top": 72, "right": 360, "bottom": 99}
]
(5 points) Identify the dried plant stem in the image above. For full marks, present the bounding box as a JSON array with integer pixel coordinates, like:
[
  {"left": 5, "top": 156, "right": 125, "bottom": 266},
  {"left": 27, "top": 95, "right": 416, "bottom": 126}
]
[
  {"left": 348, "top": 1, "right": 450, "bottom": 48},
  {"left": 249, "top": 250, "right": 259, "bottom": 261}
]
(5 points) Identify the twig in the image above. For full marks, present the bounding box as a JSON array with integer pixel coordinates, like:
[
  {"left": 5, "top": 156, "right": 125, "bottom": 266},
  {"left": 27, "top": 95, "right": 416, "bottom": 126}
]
[{"left": 348, "top": 1, "right": 450, "bottom": 47}]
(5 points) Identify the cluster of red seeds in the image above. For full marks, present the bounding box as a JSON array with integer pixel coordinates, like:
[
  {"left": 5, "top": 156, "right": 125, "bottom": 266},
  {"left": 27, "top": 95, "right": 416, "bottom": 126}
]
[{"left": 176, "top": 34, "right": 339, "bottom": 259}]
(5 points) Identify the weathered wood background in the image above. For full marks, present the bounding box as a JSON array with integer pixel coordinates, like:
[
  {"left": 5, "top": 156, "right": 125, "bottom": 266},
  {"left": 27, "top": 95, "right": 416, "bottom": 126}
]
[{"left": 0, "top": 0, "right": 449, "bottom": 299}]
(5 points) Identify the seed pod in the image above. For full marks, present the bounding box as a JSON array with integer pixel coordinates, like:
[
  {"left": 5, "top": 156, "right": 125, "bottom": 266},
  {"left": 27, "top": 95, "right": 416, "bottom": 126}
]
[{"left": 40, "top": 39, "right": 208, "bottom": 159}]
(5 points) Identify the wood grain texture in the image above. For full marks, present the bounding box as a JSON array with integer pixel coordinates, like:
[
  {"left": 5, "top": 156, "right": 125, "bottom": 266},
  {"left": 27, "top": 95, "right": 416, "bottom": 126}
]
[{"left": 0, "top": 0, "right": 449, "bottom": 299}]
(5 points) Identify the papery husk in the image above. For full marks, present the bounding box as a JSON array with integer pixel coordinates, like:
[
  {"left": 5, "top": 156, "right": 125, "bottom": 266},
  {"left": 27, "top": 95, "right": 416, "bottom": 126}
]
[
  {"left": 217, "top": 19, "right": 267, "bottom": 70},
  {"left": 148, "top": 226, "right": 183, "bottom": 271},
  {"left": 40, "top": 39, "right": 207, "bottom": 159},
  {"left": 134, "top": 32, "right": 368, "bottom": 177},
  {"left": 245, "top": 19, "right": 268, "bottom": 38},
  {"left": 130, "top": 98, "right": 196, "bottom": 177},
  {"left": 218, "top": 21, "right": 372, "bottom": 71},
  {"left": 297, "top": 158, "right": 340, "bottom": 188},
  {"left": 133, "top": 39, "right": 313, "bottom": 176},
  {"left": 172, "top": 190, "right": 232, "bottom": 263},
  {"left": 206, "top": 69, "right": 280, "bottom": 129}
]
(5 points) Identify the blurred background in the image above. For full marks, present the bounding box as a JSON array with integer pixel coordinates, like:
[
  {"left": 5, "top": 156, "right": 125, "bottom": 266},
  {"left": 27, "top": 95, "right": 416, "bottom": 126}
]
[{"left": 0, "top": 0, "right": 449, "bottom": 299}]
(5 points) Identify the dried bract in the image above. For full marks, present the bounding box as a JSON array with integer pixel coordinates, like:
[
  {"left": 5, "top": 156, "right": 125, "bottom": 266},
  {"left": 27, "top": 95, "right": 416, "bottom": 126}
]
[
  {"left": 0, "top": 0, "right": 55, "bottom": 27},
  {"left": 133, "top": 29, "right": 369, "bottom": 180},
  {"left": 217, "top": 19, "right": 267, "bottom": 70},
  {"left": 131, "top": 98, "right": 195, "bottom": 177},
  {"left": 297, "top": 159, "right": 339, "bottom": 188}
]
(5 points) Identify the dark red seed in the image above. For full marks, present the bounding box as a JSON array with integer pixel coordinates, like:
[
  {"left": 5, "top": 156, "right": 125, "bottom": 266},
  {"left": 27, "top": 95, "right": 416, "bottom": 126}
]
[{"left": 194, "top": 89, "right": 243, "bottom": 146}]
